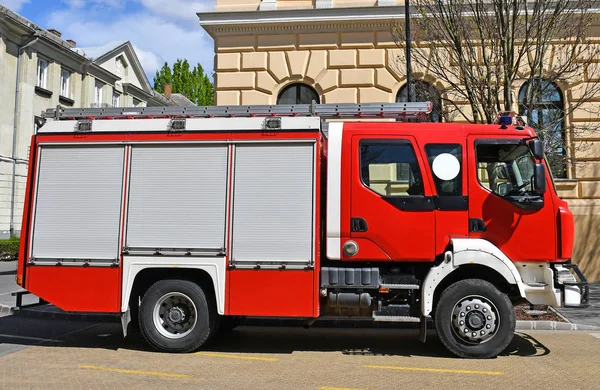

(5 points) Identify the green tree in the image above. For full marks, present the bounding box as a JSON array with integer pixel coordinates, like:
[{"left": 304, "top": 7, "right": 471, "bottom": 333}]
[{"left": 153, "top": 59, "right": 214, "bottom": 105}]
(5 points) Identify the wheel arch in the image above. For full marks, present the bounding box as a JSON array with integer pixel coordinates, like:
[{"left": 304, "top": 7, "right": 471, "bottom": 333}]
[
  {"left": 121, "top": 259, "right": 226, "bottom": 316},
  {"left": 129, "top": 268, "right": 218, "bottom": 316},
  {"left": 421, "top": 239, "right": 526, "bottom": 316}
]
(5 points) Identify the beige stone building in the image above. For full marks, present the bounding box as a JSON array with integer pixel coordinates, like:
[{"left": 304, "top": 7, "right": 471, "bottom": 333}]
[
  {"left": 0, "top": 5, "right": 174, "bottom": 239},
  {"left": 199, "top": 0, "right": 600, "bottom": 281}
]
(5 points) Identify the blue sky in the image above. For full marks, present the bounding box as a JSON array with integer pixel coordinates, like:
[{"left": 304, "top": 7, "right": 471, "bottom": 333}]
[{"left": 2, "top": 0, "right": 216, "bottom": 85}]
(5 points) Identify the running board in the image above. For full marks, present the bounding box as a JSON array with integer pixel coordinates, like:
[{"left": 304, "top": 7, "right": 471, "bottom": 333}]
[
  {"left": 372, "top": 313, "right": 420, "bottom": 323},
  {"left": 379, "top": 284, "right": 420, "bottom": 290}
]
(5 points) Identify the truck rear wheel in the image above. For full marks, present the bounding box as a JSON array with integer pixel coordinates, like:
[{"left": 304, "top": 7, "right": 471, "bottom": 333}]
[
  {"left": 139, "top": 279, "right": 216, "bottom": 353},
  {"left": 434, "top": 279, "right": 515, "bottom": 359}
]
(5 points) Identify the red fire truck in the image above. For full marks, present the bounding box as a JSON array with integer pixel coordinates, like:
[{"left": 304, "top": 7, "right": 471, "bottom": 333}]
[{"left": 16, "top": 102, "right": 588, "bottom": 358}]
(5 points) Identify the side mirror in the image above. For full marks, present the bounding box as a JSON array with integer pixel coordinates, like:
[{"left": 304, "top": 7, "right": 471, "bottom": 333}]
[
  {"left": 534, "top": 163, "right": 546, "bottom": 194},
  {"left": 529, "top": 139, "right": 544, "bottom": 160}
]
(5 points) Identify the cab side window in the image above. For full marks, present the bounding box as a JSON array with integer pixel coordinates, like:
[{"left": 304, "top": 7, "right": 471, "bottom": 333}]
[
  {"left": 425, "top": 144, "right": 462, "bottom": 196},
  {"left": 360, "top": 141, "right": 424, "bottom": 197}
]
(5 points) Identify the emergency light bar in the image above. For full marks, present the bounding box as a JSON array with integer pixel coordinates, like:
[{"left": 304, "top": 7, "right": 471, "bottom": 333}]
[
  {"left": 497, "top": 111, "right": 527, "bottom": 128},
  {"left": 42, "top": 102, "right": 433, "bottom": 121}
]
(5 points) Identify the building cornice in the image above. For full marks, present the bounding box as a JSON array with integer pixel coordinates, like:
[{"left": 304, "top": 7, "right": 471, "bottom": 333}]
[
  {"left": 199, "top": 4, "right": 600, "bottom": 37},
  {"left": 198, "top": 6, "right": 405, "bottom": 37}
]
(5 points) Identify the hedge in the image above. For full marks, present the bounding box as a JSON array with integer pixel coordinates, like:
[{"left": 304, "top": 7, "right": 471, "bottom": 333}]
[{"left": 0, "top": 238, "right": 19, "bottom": 261}]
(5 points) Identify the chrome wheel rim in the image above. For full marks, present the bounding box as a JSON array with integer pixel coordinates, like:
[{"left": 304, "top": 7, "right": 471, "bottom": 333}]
[
  {"left": 451, "top": 295, "right": 499, "bottom": 344},
  {"left": 152, "top": 292, "right": 197, "bottom": 339}
]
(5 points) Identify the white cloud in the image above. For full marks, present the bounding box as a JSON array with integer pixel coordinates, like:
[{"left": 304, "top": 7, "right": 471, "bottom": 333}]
[
  {"left": 61, "top": 0, "right": 124, "bottom": 9},
  {"left": 139, "top": 0, "right": 215, "bottom": 22},
  {"left": 2, "top": 0, "right": 30, "bottom": 12},
  {"left": 46, "top": 2, "right": 216, "bottom": 84},
  {"left": 132, "top": 45, "right": 162, "bottom": 76}
]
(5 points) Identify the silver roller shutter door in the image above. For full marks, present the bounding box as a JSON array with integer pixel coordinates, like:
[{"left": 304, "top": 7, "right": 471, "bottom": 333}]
[
  {"left": 32, "top": 146, "right": 125, "bottom": 262},
  {"left": 232, "top": 143, "right": 314, "bottom": 266},
  {"left": 126, "top": 145, "right": 228, "bottom": 251}
]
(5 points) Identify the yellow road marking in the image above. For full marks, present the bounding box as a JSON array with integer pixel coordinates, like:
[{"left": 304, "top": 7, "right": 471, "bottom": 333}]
[
  {"left": 194, "top": 352, "right": 279, "bottom": 361},
  {"left": 79, "top": 365, "right": 192, "bottom": 378},
  {"left": 365, "top": 365, "right": 504, "bottom": 376}
]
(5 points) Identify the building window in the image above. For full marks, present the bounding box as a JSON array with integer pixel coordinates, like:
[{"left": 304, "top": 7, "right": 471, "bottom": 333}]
[
  {"left": 60, "top": 69, "right": 71, "bottom": 98},
  {"left": 133, "top": 98, "right": 145, "bottom": 107},
  {"left": 94, "top": 80, "right": 104, "bottom": 105},
  {"left": 518, "top": 79, "right": 566, "bottom": 178},
  {"left": 277, "top": 84, "right": 320, "bottom": 105},
  {"left": 37, "top": 59, "right": 49, "bottom": 89},
  {"left": 112, "top": 92, "right": 120, "bottom": 107},
  {"left": 396, "top": 80, "right": 443, "bottom": 122}
]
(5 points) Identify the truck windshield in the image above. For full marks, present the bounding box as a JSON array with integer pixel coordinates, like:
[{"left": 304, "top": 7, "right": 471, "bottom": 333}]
[{"left": 476, "top": 143, "right": 538, "bottom": 197}]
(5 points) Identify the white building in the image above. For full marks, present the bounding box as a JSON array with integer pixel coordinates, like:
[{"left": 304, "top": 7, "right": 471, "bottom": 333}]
[{"left": 0, "top": 5, "right": 173, "bottom": 238}]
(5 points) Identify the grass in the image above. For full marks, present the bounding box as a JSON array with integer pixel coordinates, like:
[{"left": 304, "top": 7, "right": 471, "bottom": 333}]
[{"left": 0, "top": 237, "right": 19, "bottom": 261}]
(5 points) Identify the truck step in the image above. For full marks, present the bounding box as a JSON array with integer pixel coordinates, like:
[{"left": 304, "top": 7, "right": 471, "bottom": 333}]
[
  {"left": 372, "top": 313, "right": 421, "bottom": 323},
  {"left": 526, "top": 282, "right": 547, "bottom": 288},
  {"left": 374, "top": 304, "right": 411, "bottom": 317},
  {"left": 380, "top": 274, "right": 419, "bottom": 286},
  {"left": 379, "top": 283, "right": 420, "bottom": 290}
]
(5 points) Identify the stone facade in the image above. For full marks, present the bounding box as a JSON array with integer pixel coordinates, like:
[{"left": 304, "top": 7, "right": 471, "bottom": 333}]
[
  {"left": 200, "top": 1, "right": 600, "bottom": 281},
  {"left": 0, "top": 5, "right": 173, "bottom": 238}
]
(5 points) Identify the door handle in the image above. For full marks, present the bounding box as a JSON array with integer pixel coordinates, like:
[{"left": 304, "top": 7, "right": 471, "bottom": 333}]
[{"left": 351, "top": 218, "right": 368, "bottom": 232}]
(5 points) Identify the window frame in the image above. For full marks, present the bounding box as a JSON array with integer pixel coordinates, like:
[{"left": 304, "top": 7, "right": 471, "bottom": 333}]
[
  {"left": 37, "top": 58, "right": 49, "bottom": 89},
  {"left": 277, "top": 83, "right": 320, "bottom": 105},
  {"left": 60, "top": 68, "right": 71, "bottom": 98},
  {"left": 112, "top": 92, "right": 120, "bottom": 107},
  {"left": 518, "top": 79, "right": 566, "bottom": 178},
  {"left": 358, "top": 139, "right": 426, "bottom": 198},
  {"left": 94, "top": 80, "right": 104, "bottom": 105},
  {"left": 396, "top": 80, "right": 443, "bottom": 122}
]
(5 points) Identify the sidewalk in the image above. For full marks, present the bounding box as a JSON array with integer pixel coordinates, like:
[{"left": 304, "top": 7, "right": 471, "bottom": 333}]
[
  {"left": 555, "top": 282, "right": 600, "bottom": 327},
  {"left": 0, "top": 261, "right": 39, "bottom": 311}
]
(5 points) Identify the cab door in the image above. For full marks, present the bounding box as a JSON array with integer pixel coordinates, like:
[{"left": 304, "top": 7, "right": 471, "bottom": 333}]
[
  {"left": 467, "top": 136, "right": 556, "bottom": 261},
  {"left": 346, "top": 135, "right": 436, "bottom": 262}
]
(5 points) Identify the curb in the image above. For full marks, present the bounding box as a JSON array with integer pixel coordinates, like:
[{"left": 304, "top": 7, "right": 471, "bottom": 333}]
[{"left": 516, "top": 320, "right": 600, "bottom": 331}]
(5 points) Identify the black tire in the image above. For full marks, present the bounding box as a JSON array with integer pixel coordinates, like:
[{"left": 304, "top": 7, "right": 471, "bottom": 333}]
[
  {"left": 138, "top": 279, "right": 217, "bottom": 353},
  {"left": 434, "top": 279, "right": 515, "bottom": 359}
]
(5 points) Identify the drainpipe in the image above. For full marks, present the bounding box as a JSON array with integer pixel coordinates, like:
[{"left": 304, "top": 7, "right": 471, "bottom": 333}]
[{"left": 9, "top": 34, "right": 39, "bottom": 237}]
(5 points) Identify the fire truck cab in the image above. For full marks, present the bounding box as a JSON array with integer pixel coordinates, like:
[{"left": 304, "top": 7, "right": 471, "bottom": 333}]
[{"left": 17, "top": 102, "right": 589, "bottom": 359}]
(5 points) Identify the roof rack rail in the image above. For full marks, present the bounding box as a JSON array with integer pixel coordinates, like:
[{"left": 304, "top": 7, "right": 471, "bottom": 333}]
[{"left": 41, "top": 102, "right": 433, "bottom": 121}]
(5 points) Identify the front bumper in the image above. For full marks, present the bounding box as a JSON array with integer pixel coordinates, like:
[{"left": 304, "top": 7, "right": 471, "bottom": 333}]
[{"left": 557, "top": 264, "right": 590, "bottom": 308}]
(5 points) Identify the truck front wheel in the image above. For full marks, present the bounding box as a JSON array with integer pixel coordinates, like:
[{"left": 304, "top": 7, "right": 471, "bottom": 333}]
[
  {"left": 434, "top": 279, "right": 515, "bottom": 359},
  {"left": 139, "top": 279, "right": 216, "bottom": 353}
]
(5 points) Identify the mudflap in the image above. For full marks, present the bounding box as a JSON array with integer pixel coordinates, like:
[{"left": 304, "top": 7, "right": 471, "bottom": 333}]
[
  {"left": 121, "top": 309, "right": 131, "bottom": 338},
  {"left": 419, "top": 315, "right": 427, "bottom": 343}
]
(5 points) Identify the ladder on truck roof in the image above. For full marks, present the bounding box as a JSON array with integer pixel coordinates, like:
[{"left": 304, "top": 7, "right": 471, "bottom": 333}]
[{"left": 41, "top": 101, "right": 433, "bottom": 121}]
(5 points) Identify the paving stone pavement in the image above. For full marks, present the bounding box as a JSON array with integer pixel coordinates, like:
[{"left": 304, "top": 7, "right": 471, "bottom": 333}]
[
  {"left": 0, "top": 320, "right": 599, "bottom": 390},
  {"left": 555, "top": 282, "right": 600, "bottom": 327}
]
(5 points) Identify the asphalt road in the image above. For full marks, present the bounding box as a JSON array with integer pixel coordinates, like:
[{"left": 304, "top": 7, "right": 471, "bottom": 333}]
[{"left": 0, "top": 314, "right": 598, "bottom": 390}]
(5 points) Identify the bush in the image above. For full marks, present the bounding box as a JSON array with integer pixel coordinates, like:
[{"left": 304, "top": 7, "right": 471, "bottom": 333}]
[{"left": 0, "top": 237, "right": 19, "bottom": 261}]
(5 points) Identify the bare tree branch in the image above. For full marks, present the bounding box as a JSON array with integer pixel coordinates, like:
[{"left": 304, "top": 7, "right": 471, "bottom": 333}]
[{"left": 392, "top": 0, "right": 600, "bottom": 177}]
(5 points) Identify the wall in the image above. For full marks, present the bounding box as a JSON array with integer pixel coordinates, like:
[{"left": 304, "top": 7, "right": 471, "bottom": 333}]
[
  {"left": 209, "top": 9, "right": 600, "bottom": 280},
  {"left": 0, "top": 36, "right": 18, "bottom": 238}
]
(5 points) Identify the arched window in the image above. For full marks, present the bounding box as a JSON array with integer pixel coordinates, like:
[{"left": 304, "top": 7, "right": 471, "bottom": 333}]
[
  {"left": 519, "top": 79, "right": 566, "bottom": 178},
  {"left": 277, "top": 83, "right": 320, "bottom": 105},
  {"left": 396, "top": 80, "right": 442, "bottom": 122}
]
